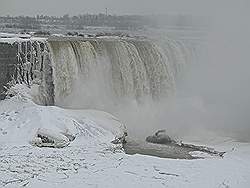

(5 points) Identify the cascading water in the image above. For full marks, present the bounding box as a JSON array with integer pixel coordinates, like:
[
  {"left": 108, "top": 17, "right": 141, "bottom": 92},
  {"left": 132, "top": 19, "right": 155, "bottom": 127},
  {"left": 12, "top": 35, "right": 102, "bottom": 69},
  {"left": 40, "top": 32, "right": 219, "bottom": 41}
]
[
  {"left": 45, "top": 38, "right": 195, "bottom": 109},
  {"left": 29, "top": 36, "right": 197, "bottom": 137}
]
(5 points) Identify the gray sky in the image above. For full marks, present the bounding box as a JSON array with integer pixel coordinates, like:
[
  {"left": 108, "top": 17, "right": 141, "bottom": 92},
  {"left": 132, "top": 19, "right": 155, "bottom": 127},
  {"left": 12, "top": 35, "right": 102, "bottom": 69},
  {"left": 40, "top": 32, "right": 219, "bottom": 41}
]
[{"left": 0, "top": 0, "right": 216, "bottom": 16}]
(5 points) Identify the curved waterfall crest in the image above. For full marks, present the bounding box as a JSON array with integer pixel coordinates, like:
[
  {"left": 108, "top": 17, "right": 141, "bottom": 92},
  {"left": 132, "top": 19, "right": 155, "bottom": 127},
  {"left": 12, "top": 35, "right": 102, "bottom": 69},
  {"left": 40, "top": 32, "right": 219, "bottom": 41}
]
[{"left": 40, "top": 37, "right": 196, "bottom": 108}]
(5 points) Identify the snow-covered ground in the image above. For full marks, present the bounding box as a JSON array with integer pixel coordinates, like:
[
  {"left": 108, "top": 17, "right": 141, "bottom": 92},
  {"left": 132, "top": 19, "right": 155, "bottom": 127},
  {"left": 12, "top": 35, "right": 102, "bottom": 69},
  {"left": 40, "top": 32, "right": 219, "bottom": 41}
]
[{"left": 0, "top": 85, "right": 250, "bottom": 188}]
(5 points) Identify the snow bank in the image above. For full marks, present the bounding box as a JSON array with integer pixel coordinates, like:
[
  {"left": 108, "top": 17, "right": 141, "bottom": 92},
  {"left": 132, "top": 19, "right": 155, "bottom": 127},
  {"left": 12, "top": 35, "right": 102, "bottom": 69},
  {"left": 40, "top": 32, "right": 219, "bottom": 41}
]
[{"left": 0, "top": 84, "right": 127, "bottom": 147}]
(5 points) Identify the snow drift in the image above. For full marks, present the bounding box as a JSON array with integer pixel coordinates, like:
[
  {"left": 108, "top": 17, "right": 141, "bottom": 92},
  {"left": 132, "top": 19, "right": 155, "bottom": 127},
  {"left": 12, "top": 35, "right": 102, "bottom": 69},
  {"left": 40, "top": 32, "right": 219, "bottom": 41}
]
[{"left": 0, "top": 84, "right": 127, "bottom": 148}]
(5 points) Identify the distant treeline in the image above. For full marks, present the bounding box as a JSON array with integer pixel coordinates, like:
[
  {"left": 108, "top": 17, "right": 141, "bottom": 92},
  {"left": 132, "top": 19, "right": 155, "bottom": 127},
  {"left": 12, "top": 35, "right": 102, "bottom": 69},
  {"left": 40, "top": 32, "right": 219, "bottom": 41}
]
[{"left": 0, "top": 14, "right": 207, "bottom": 31}]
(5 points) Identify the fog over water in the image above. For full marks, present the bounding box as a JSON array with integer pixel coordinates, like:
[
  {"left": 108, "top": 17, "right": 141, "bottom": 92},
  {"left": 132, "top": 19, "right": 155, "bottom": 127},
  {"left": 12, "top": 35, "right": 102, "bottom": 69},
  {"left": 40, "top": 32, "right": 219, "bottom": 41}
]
[
  {"left": 173, "top": 1, "right": 250, "bottom": 141},
  {"left": 122, "top": 1, "right": 250, "bottom": 141},
  {"left": 123, "top": 1, "right": 250, "bottom": 141}
]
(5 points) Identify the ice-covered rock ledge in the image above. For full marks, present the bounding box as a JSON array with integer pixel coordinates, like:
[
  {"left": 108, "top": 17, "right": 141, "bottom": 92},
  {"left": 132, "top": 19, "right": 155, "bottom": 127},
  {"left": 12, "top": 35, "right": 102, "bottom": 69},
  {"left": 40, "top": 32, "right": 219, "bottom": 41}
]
[
  {"left": 0, "top": 84, "right": 127, "bottom": 149},
  {"left": 0, "top": 32, "right": 47, "bottom": 44}
]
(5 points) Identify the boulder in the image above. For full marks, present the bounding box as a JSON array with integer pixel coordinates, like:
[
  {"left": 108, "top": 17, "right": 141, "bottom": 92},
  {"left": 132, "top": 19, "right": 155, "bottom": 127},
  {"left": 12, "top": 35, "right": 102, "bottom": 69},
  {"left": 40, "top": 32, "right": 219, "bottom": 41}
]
[{"left": 146, "top": 130, "right": 176, "bottom": 144}]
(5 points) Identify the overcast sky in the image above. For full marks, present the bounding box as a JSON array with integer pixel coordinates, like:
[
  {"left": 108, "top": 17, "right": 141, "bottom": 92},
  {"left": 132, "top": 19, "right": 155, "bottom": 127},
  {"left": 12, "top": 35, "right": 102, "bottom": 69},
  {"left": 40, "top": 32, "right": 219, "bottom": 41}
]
[{"left": 0, "top": 0, "right": 221, "bottom": 16}]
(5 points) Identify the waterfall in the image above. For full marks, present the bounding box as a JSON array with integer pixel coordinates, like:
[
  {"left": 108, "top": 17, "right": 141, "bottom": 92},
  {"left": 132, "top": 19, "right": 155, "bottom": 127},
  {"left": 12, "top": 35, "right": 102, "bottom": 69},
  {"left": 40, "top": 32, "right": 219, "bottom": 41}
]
[
  {"left": 5, "top": 36, "right": 198, "bottom": 136},
  {"left": 44, "top": 38, "right": 195, "bottom": 110},
  {"left": 9, "top": 36, "right": 196, "bottom": 109}
]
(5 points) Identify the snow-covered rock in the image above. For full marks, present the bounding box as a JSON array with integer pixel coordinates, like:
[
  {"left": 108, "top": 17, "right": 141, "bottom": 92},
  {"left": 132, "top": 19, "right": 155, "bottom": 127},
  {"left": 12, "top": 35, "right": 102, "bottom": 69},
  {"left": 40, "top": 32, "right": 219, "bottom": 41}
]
[{"left": 30, "top": 128, "right": 71, "bottom": 148}]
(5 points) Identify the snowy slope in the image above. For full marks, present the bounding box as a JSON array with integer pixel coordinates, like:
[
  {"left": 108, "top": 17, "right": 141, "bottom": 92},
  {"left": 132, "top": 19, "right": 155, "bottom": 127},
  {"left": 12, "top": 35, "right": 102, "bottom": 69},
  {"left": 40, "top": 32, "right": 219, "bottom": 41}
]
[
  {"left": 0, "top": 85, "right": 126, "bottom": 146},
  {"left": 0, "top": 85, "right": 250, "bottom": 187}
]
